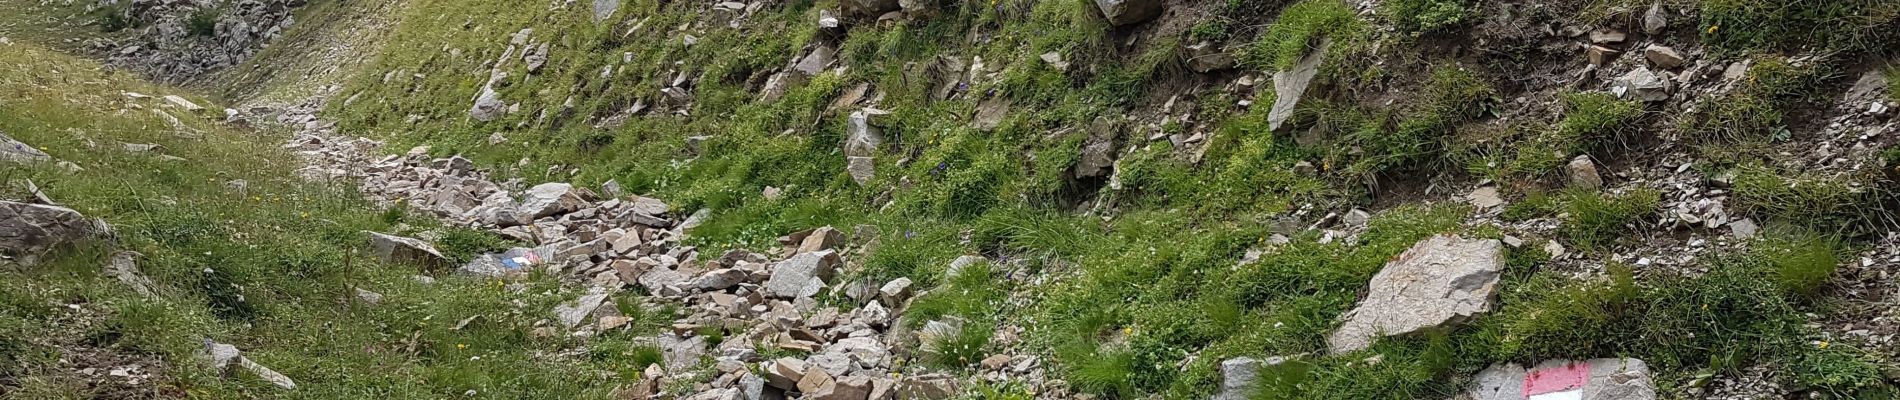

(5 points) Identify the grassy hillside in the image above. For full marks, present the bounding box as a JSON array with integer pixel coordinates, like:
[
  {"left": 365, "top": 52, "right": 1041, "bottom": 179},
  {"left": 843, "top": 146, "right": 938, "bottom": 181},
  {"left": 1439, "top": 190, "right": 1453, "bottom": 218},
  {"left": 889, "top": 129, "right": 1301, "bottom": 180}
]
[
  {"left": 0, "top": 42, "right": 676, "bottom": 399},
  {"left": 5, "top": 0, "right": 1900, "bottom": 398}
]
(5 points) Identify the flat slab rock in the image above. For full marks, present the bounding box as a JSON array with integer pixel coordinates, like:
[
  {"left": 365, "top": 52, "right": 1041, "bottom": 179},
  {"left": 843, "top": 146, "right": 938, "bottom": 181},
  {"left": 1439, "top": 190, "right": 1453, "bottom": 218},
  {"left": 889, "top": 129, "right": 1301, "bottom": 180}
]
[
  {"left": 1461, "top": 358, "right": 1656, "bottom": 400},
  {"left": 1328, "top": 234, "right": 1503, "bottom": 353},
  {"left": 0, "top": 200, "right": 106, "bottom": 265}
]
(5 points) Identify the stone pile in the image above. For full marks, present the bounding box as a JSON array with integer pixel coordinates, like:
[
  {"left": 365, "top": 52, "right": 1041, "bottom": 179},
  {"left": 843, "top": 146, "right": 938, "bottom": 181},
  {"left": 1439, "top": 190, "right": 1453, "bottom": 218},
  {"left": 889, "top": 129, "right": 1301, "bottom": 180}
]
[{"left": 94, "top": 0, "right": 304, "bottom": 84}]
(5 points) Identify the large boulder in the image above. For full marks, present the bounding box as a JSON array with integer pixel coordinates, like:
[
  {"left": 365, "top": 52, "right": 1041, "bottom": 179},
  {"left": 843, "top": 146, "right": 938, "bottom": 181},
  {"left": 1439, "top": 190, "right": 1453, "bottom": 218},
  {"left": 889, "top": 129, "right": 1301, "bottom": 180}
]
[
  {"left": 0, "top": 200, "right": 106, "bottom": 266},
  {"left": 1460, "top": 358, "right": 1655, "bottom": 400},
  {"left": 763, "top": 250, "right": 841, "bottom": 298},
  {"left": 1094, "top": 0, "right": 1160, "bottom": 26},
  {"left": 365, "top": 232, "right": 450, "bottom": 270},
  {"left": 1328, "top": 234, "right": 1503, "bottom": 353}
]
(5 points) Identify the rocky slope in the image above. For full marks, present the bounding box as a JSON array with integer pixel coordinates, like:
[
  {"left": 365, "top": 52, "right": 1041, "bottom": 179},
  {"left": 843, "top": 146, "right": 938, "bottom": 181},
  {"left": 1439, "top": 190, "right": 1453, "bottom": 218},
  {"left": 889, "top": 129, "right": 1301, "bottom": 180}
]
[{"left": 5, "top": 0, "right": 1900, "bottom": 399}]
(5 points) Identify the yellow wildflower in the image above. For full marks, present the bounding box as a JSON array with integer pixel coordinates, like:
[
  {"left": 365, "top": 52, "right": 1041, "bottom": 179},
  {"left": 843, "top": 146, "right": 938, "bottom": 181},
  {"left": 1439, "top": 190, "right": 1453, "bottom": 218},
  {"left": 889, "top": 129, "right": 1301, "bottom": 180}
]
[{"left": 457, "top": 343, "right": 468, "bottom": 350}]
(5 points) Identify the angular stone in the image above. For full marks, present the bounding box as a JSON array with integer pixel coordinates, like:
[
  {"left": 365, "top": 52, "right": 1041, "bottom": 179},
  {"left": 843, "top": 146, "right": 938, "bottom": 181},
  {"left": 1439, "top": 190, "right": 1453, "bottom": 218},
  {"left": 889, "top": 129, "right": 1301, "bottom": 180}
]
[
  {"left": 1328, "top": 234, "right": 1503, "bottom": 353},
  {"left": 1567, "top": 156, "right": 1603, "bottom": 190},
  {"left": 877, "top": 277, "right": 913, "bottom": 305},
  {"left": 1214, "top": 356, "right": 1286, "bottom": 400},
  {"left": 661, "top": 334, "right": 708, "bottom": 372},
  {"left": 844, "top": 110, "right": 884, "bottom": 157},
  {"left": 105, "top": 251, "right": 156, "bottom": 297},
  {"left": 1075, "top": 129, "right": 1118, "bottom": 179},
  {"left": 1643, "top": 46, "right": 1684, "bottom": 70},
  {"left": 896, "top": 373, "right": 957, "bottom": 400},
  {"left": 794, "top": 45, "right": 837, "bottom": 77},
  {"left": 810, "top": 375, "right": 873, "bottom": 400},
  {"left": 1463, "top": 358, "right": 1654, "bottom": 400},
  {"left": 1613, "top": 67, "right": 1673, "bottom": 102},
  {"left": 553, "top": 292, "right": 609, "bottom": 328},
  {"left": 846, "top": 156, "right": 875, "bottom": 185},
  {"left": 1186, "top": 41, "right": 1236, "bottom": 73},
  {"left": 765, "top": 358, "right": 808, "bottom": 389},
  {"left": 1642, "top": 3, "right": 1667, "bottom": 35},
  {"left": 1466, "top": 186, "right": 1504, "bottom": 209},
  {"left": 518, "top": 183, "right": 587, "bottom": 219},
  {"left": 0, "top": 201, "right": 104, "bottom": 266},
  {"left": 763, "top": 250, "right": 841, "bottom": 298},
  {"left": 1268, "top": 40, "right": 1329, "bottom": 132},
  {"left": 639, "top": 266, "right": 688, "bottom": 294},
  {"left": 841, "top": 0, "right": 900, "bottom": 18},
  {"left": 0, "top": 131, "right": 52, "bottom": 163},
  {"left": 592, "top": 0, "right": 621, "bottom": 22},
  {"left": 797, "top": 226, "right": 846, "bottom": 254},
  {"left": 365, "top": 232, "right": 450, "bottom": 270},
  {"left": 797, "top": 367, "right": 835, "bottom": 394},
  {"left": 694, "top": 268, "right": 749, "bottom": 291},
  {"left": 1094, "top": 0, "right": 1160, "bottom": 26}
]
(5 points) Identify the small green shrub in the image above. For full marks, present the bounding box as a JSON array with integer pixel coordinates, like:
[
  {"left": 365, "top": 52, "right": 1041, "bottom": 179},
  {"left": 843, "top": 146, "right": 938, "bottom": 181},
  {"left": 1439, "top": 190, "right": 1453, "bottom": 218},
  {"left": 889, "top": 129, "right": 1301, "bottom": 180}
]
[
  {"left": 1381, "top": 0, "right": 1474, "bottom": 33},
  {"left": 1483, "top": 265, "right": 1638, "bottom": 359},
  {"left": 1560, "top": 189, "right": 1658, "bottom": 251}
]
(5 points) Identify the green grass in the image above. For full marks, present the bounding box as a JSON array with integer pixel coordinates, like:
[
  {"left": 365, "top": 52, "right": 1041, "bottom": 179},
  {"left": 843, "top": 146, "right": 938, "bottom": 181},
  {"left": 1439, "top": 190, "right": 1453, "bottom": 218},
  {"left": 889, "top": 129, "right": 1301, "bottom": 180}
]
[
  {"left": 1380, "top": 0, "right": 1474, "bottom": 33},
  {"left": 1245, "top": 0, "right": 1365, "bottom": 71},
  {"left": 1730, "top": 164, "right": 1895, "bottom": 234},
  {"left": 1698, "top": 0, "right": 1900, "bottom": 56},
  {"left": 0, "top": 42, "right": 672, "bottom": 399},
  {"left": 1682, "top": 56, "right": 1834, "bottom": 148}
]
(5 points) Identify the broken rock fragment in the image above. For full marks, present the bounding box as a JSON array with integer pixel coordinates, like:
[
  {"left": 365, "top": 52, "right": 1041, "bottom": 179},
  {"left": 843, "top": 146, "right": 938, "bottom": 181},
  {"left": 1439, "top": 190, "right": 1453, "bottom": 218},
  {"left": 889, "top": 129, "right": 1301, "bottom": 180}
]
[
  {"left": 763, "top": 250, "right": 841, "bottom": 298},
  {"left": 366, "top": 231, "right": 450, "bottom": 270},
  {"left": 1, "top": 200, "right": 108, "bottom": 266},
  {"left": 1328, "top": 234, "right": 1503, "bottom": 353}
]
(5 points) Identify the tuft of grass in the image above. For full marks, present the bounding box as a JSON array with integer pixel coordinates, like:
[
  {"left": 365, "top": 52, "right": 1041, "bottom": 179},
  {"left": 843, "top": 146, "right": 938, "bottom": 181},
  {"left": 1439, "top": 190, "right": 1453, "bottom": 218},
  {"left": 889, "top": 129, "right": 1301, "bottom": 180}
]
[
  {"left": 1560, "top": 189, "right": 1659, "bottom": 251},
  {"left": 1729, "top": 165, "right": 1895, "bottom": 234},
  {"left": 1751, "top": 229, "right": 1844, "bottom": 297},
  {"left": 1245, "top": 0, "right": 1364, "bottom": 71},
  {"left": 1699, "top": 0, "right": 1900, "bottom": 56},
  {"left": 1380, "top": 0, "right": 1474, "bottom": 33},
  {"left": 1682, "top": 57, "right": 1833, "bottom": 143}
]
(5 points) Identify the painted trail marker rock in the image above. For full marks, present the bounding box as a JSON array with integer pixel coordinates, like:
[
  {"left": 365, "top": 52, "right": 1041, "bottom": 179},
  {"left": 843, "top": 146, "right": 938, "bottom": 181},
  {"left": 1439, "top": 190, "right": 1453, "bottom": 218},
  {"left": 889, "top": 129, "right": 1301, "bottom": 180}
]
[{"left": 1461, "top": 358, "right": 1656, "bottom": 400}]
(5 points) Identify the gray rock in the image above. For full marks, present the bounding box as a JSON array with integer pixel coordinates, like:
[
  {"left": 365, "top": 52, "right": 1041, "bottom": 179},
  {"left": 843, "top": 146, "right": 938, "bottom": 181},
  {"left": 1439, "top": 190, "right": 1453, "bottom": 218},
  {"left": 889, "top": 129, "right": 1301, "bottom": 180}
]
[
  {"left": 1463, "top": 358, "right": 1654, "bottom": 400},
  {"left": 518, "top": 182, "right": 586, "bottom": 219},
  {"left": 524, "top": 43, "right": 550, "bottom": 73},
  {"left": 878, "top": 277, "right": 913, "bottom": 305},
  {"left": 1643, "top": 46, "right": 1684, "bottom": 70},
  {"left": 810, "top": 375, "right": 873, "bottom": 400},
  {"left": 973, "top": 98, "right": 1009, "bottom": 131},
  {"left": 1328, "top": 234, "right": 1503, "bottom": 353},
  {"left": 896, "top": 373, "right": 958, "bottom": 400},
  {"left": 470, "top": 82, "right": 506, "bottom": 122},
  {"left": 1845, "top": 70, "right": 1891, "bottom": 105},
  {"left": 694, "top": 268, "right": 749, "bottom": 291},
  {"left": 202, "top": 340, "right": 296, "bottom": 390},
  {"left": 1466, "top": 186, "right": 1504, "bottom": 209},
  {"left": 1215, "top": 356, "right": 1286, "bottom": 400},
  {"left": 553, "top": 292, "right": 609, "bottom": 328},
  {"left": 844, "top": 110, "right": 884, "bottom": 157},
  {"left": 639, "top": 266, "right": 688, "bottom": 293},
  {"left": 1642, "top": 3, "right": 1667, "bottom": 35},
  {"left": 0, "top": 201, "right": 105, "bottom": 266},
  {"left": 1567, "top": 156, "right": 1603, "bottom": 190},
  {"left": 1613, "top": 67, "right": 1673, "bottom": 102},
  {"left": 592, "top": 0, "right": 621, "bottom": 22},
  {"left": 945, "top": 255, "right": 985, "bottom": 278},
  {"left": 366, "top": 232, "right": 450, "bottom": 269},
  {"left": 846, "top": 156, "right": 875, "bottom": 185},
  {"left": 356, "top": 288, "right": 384, "bottom": 304},
  {"left": 105, "top": 251, "right": 157, "bottom": 298},
  {"left": 1186, "top": 41, "right": 1236, "bottom": 73},
  {"left": 1093, "top": 0, "right": 1160, "bottom": 26},
  {"left": 763, "top": 250, "right": 841, "bottom": 298},
  {"left": 0, "top": 131, "right": 52, "bottom": 163},
  {"left": 797, "top": 226, "right": 846, "bottom": 254},
  {"left": 1268, "top": 40, "right": 1329, "bottom": 132},
  {"left": 1075, "top": 130, "right": 1118, "bottom": 179},
  {"left": 660, "top": 333, "right": 708, "bottom": 372},
  {"left": 794, "top": 45, "right": 836, "bottom": 77}
]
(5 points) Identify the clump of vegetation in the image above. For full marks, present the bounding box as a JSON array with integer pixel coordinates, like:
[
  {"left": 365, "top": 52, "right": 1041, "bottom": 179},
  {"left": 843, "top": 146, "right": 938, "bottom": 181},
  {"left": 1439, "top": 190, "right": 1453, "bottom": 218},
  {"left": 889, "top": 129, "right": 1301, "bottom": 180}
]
[
  {"left": 1343, "top": 65, "right": 1495, "bottom": 176},
  {"left": 92, "top": 3, "right": 132, "bottom": 33},
  {"left": 1789, "top": 345, "right": 1896, "bottom": 398},
  {"left": 1381, "top": 0, "right": 1474, "bottom": 33},
  {"left": 1751, "top": 229, "right": 1844, "bottom": 297},
  {"left": 1699, "top": 0, "right": 1900, "bottom": 55},
  {"left": 1730, "top": 165, "right": 1895, "bottom": 234},
  {"left": 904, "top": 259, "right": 1007, "bottom": 369},
  {"left": 186, "top": 8, "right": 220, "bottom": 37},
  {"left": 1683, "top": 57, "right": 1833, "bottom": 143},
  {"left": 1560, "top": 189, "right": 1659, "bottom": 251},
  {"left": 1245, "top": 0, "right": 1365, "bottom": 70}
]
